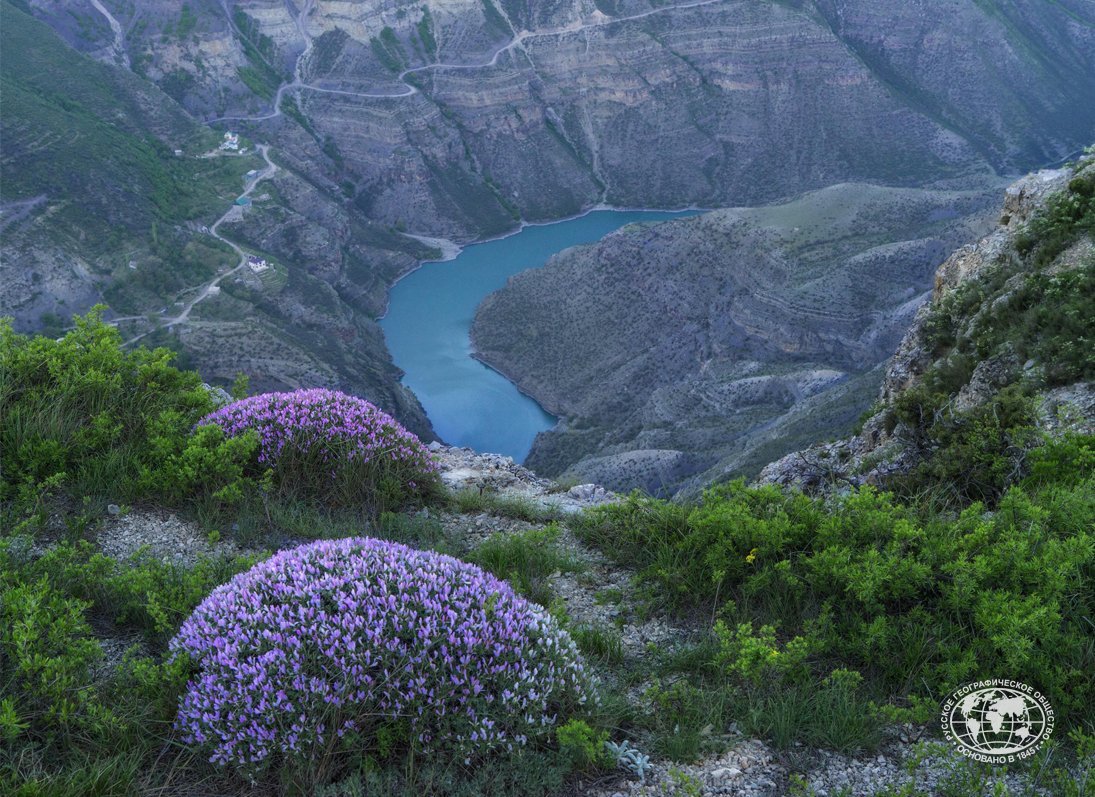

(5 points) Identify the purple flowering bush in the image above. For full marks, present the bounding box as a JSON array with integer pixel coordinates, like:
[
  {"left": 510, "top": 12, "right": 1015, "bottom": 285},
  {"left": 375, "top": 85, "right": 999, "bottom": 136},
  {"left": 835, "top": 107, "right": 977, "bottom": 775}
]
[
  {"left": 171, "top": 537, "right": 593, "bottom": 780},
  {"left": 196, "top": 388, "right": 438, "bottom": 510}
]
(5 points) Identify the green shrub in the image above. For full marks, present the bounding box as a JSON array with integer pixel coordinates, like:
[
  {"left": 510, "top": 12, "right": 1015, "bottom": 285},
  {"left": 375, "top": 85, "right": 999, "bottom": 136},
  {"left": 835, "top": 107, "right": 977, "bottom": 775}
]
[
  {"left": 139, "top": 420, "right": 260, "bottom": 507},
  {"left": 889, "top": 385, "right": 1039, "bottom": 507},
  {"left": 576, "top": 450, "right": 1095, "bottom": 728},
  {"left": 0, "top": 309, "right": 215, "bottom": 504},
  {"left": 555, "top": 718, "right": 611, "bottom": 771},
  {"left": 0, "top": 574, "right": 113, "bottom": 744},
  {"left": 0, "top": 533, "right": 257, "bottom": 791},
  {"left": 1015, "top": 170, "right": 1095, "bottom": 268},
  {"left": 970, "top": 264, "right": 1095, "bottom": 385},
  {"left": 713, "top": 620, "right": 813, "bottom": 686},
  {"left": 24, "top": 540, "right": 260, "bottom": 645}
]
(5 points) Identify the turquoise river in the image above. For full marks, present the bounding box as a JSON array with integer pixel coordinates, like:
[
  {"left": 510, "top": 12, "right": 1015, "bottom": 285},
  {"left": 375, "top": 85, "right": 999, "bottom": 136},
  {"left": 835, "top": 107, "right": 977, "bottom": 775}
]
[{"left": 381, "top": 210, "right": 699, "bottom": 462}]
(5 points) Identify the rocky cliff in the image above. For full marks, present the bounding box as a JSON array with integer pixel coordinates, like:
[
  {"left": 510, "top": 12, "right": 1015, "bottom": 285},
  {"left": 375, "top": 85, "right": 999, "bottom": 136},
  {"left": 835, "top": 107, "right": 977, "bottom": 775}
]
[
  {"left": 7, "top": 0, "right": 1095, "bottom": 460},
  {"left": 758, "top": 154, "right": 1095, "bottom": 493},
  {"left": 30, "top": 0, "right": 1095, "bottom": 239},
  {"left": 471, "top": 182, "right": 1005, "bottom": 494}
]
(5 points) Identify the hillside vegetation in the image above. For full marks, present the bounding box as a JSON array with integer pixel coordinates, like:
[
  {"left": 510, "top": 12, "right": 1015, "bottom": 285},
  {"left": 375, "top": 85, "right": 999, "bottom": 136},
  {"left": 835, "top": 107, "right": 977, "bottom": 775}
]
[
  {"left": 0, "top": 0, "right": 259, "bottom": 326},
  {"left": 1, "top": 158, "right": 1093, "bottom": 796}
]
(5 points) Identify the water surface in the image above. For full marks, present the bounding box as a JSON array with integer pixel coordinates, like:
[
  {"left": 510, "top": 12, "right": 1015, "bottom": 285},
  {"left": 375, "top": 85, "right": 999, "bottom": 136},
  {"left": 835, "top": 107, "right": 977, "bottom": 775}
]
[{"left": 382, "top": 210, "right": 699, "bottom": 461}]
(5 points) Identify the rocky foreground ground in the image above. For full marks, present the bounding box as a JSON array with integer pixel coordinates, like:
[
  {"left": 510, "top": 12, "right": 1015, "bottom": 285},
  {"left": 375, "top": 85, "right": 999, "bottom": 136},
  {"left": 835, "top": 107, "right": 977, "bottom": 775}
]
[{"left": 87, "top": 444, "right": 1067, "bottom": 797}]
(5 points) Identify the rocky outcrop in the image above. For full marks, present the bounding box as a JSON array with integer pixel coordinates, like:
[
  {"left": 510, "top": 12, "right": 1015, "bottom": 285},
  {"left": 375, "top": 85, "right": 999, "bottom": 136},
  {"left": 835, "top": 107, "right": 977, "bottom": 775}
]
[
  {"left": 472, "top": 182, "right": 1004, "bottom": 495},
  {"left": 758, "top": 163, "right": 1094, "bottom": 491},
  {"left": 430, "top": 442, "right": 617, "bottom": 514}
]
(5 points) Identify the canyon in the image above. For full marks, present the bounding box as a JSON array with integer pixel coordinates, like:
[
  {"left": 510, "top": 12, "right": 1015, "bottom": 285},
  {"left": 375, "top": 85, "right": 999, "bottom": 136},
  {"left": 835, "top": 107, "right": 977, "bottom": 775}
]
[
  {"left": 472, "top": 182, "right": 1005, "bottom": 493},
  {"left": 4, "top": 0, "right": 1095, "bottom": 482}
]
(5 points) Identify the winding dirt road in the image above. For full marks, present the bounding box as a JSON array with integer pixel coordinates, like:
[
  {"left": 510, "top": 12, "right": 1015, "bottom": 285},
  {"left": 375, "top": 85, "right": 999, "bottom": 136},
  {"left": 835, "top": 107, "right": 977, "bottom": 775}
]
[
  {"left": 122, "top": 144, "right": 277, "bottom": 345},
  {"left": 210, "top": 0, "right": 727, "bottom": 123}
]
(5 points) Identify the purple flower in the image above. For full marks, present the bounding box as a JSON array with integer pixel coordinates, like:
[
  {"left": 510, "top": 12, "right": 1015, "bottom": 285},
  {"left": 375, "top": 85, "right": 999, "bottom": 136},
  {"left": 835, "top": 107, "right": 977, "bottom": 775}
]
[
  {"left": 171, "top": 538, "right": 592, "bottom": 778},
  {"left": 197, "top": 389, "right": 438, "bottom": 507}
]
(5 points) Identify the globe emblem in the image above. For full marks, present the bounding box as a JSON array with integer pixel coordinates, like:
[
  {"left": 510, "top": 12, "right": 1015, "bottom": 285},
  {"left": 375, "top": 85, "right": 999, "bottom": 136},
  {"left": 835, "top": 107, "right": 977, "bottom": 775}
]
[{"left": 947, "top": 687, "right": 1047, "bottom": 755}]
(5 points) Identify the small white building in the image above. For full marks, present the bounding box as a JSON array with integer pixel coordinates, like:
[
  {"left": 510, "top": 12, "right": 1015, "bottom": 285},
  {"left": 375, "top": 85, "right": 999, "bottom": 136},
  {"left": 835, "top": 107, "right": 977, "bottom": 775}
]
[
  {"left": 219, "top": 132, "right": 240, "bottom": 151},
  {"left": 247, "top": 254, "right": 270, "bottom": 274}
]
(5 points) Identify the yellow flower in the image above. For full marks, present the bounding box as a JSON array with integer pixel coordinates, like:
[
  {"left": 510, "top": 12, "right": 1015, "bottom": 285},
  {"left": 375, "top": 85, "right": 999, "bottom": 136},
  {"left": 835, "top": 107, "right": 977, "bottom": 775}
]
[{"left": 745, "top": 548, "right": 759, "bottom": 564}]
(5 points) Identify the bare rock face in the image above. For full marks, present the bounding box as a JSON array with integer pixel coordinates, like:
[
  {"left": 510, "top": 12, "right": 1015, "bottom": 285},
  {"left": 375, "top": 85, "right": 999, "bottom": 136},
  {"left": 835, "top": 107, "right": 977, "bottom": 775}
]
[
  {"left": 472, "top": 182, "right": 1004, "bottom": 495},
  {"left": 25, "top": 1, "right": 1095, "bottom": 242}
]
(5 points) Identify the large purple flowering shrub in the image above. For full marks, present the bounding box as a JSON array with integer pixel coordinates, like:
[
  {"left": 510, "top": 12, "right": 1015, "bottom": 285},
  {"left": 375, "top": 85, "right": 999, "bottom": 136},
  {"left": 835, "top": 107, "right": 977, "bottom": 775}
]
[
  {"left": 197, "top": 388, "right": 437, "bottom": 509},
  {"left": 171, "top": 537, "right": 593, "bottom": 777}
]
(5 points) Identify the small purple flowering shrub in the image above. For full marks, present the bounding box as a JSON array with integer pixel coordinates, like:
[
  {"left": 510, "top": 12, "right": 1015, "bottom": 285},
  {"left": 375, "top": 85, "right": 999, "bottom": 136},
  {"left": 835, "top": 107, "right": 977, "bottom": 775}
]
[
  {"left": 197, "top": 388, "right": 438, "bottom": 510},
  {"left": 171, "top": 537, "right": 593, "bottom": 778}
]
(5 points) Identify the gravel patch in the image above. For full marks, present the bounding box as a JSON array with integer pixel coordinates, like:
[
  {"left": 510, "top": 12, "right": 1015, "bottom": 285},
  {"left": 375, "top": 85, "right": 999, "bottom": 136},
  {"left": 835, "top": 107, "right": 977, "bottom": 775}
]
[{"left": 96, "top": 509, "right": 248, "bottom": 565}]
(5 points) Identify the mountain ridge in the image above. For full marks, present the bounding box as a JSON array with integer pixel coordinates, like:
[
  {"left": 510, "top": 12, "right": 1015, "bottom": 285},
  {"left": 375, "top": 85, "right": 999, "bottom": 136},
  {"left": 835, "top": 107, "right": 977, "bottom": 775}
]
[{"left": 471, "top": 180, "right": 1007, "bottom": 494}]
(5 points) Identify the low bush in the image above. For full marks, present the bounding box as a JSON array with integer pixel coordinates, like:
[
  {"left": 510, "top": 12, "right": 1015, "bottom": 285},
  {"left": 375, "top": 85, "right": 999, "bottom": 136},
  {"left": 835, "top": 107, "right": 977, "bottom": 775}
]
[
  {"left": 575, "top": 446, "right": 1094, "bottom": 729},
  {"left": 0, "top": 575, "right": 110, "bottom": 745},
  {"left": 197, "top": 388, "right": 439, "bottom": 511},
  {"left": 969, "top": 264, "right": 1095, "bottom": 385},
  {"left": 172, "top": 537, "right": 594, "bottom": 784},
  {"left": 0, "top": 309, "right": 216, "bottom": 504},
  {"left": 23, "top": 540, "right": 260, "bottom": 644},
  {"left": 1015, "top": 167, "right": 1095, "bottom": 268},
  {"left": 889, "top": 385, "right": 1039, "bottom": 507},
  {"left": 555, "top": 718, "right": 612, "bottom": 771}
]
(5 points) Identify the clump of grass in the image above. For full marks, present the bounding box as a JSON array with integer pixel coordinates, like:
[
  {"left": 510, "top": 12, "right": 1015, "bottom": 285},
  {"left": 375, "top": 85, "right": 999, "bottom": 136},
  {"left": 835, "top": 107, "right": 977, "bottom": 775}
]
[
  {"left": 739, "top": 675, "right": 884, "bottom": 754},
  {"left": 451, "top": 488, "right": 562, "bottom": 523},
  {"left": 570, "top": 623, "right": 624, "bottom": 666},
  {"left": 466, "top": 525, "right": 584, "bottom": 607},
  {"left": 643, "top": 679, "right": 737, "bottom": 762}
]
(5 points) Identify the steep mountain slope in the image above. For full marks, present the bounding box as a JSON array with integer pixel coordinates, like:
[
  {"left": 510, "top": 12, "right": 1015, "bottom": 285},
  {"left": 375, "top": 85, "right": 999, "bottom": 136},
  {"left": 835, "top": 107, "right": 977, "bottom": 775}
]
[
  {"left": 23, "top": 0, "right": 1095, "bottom": 241},
  {"left": 472, "top": 182, "right": 1005, "bottom": 494},
  {"left": 0, "top": 1, "right": 435, "bottom": 437},
  {"left": 0, "top": 1, "right": 253, "bottom": 330},
  {"left": 759, "top": 154, "right": 1095, "bottom": 497}
]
